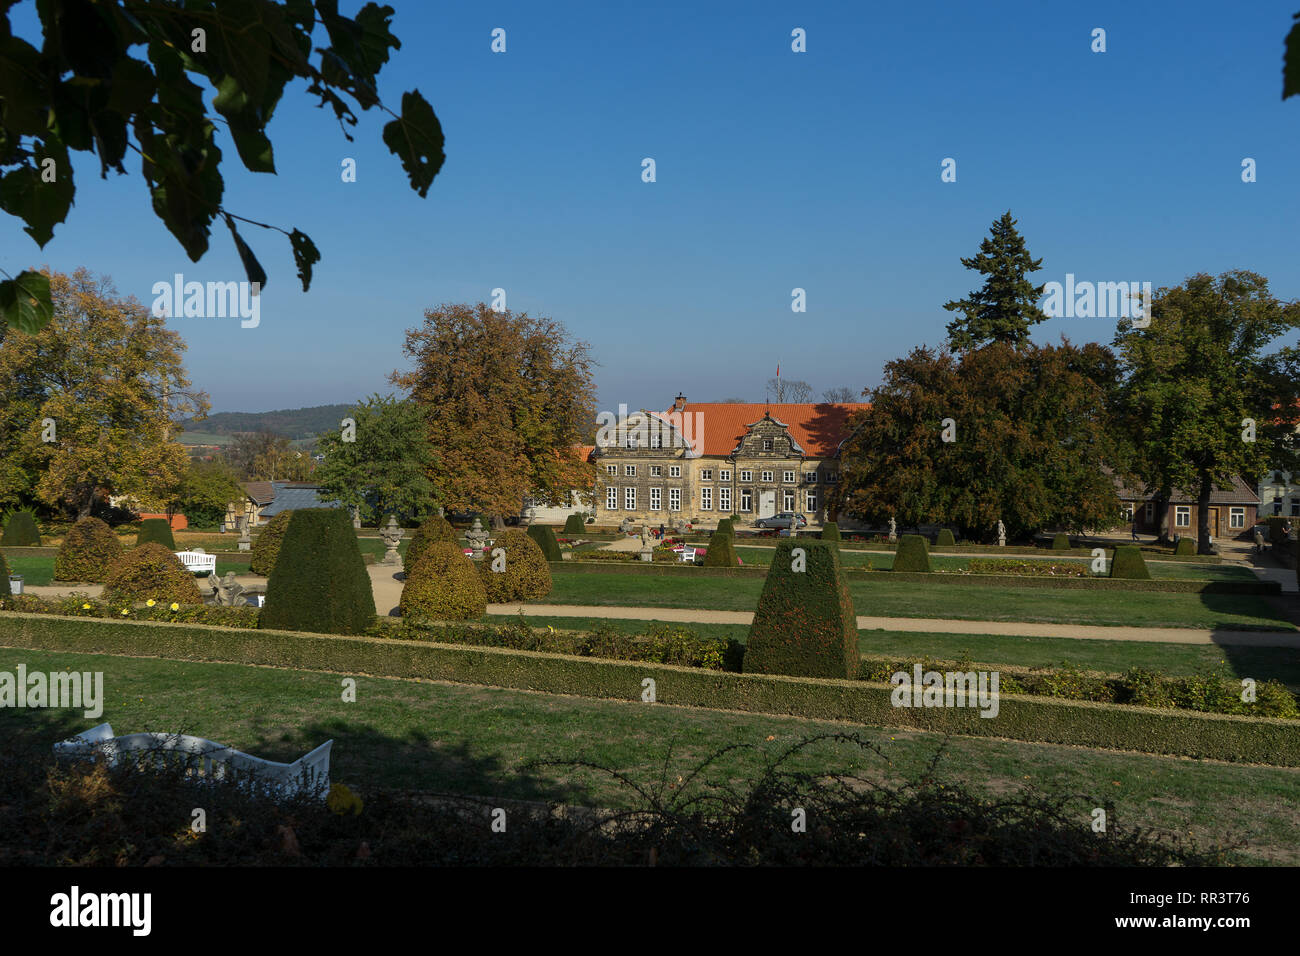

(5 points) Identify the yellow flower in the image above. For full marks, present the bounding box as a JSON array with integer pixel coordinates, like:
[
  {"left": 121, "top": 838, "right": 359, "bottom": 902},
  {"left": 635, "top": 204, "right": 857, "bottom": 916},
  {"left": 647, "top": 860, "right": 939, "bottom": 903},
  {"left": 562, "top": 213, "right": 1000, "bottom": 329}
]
[
  {"left": 120, "top": 608, "right": 129, "bottom": 616},
  {"left": 146, "top": 599, "right": 156, "bottom": 607},
  {"left": 327, "top": 783, "right": 364, "bottom": 816},
  {"left": 170, "top": 602, "right": 180, "bottom": 611},
  {"left": 82, "top": 603, "right": 91, "bottom": 610}
]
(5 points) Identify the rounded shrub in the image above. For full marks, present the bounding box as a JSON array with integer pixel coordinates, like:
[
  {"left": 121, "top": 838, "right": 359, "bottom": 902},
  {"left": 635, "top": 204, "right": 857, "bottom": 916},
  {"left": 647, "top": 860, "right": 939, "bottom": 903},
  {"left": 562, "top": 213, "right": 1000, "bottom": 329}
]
[
  {"left": 1051, "top": 532, "right": 1070, "bottom": 550},
  {"left": 744, "top": 540, "right": 858, "bottom": 679},
  {"left": 935, "top": 528, "right": 955, "bottom": 547},
  {"left": 400, "top": 541, "right": 487, "bottom": 620},
  {"left": 405, "top": 515, "right": 457, "bottom": 572},
  {"left": 249, "top": 510, "right": 293, "bottom": 575},
  {"left": 102, "top": 542, "right": 203, "bottom": 605},
  {"left": 135, "top": 517, "right": 177, "bottom": 550},
  {"left": 701, "top": 529, "right": 739, "bottom": 567},
  {"left": 478, "top": 529, "right": 552, "bottom": 602},
  {"left": 563, "top": 513, "right": 585, "bottom": 534},
  {"left": 259, "top": 508, "right": 376, "bottom": 635},
  {"left": 892, "top": 534, "right": 931, "bottom": 572},
  {"left": 1, "top": 511, "right": 41, "bottom": 547},
  {"left": 1174, "top": 537, "right": 1196, "bottom": 556},
  {"left": 820, "top": 521, "right": 840, "bottom": 543},
  {"left": 1109, "top": 545, "right": 1151, "bottom": 580},
  {"left": 54, "top": 516, "right": 124, "bottom": 583},
  {"left": 526, "top": 523, "right": 563, "bottom": 562}
]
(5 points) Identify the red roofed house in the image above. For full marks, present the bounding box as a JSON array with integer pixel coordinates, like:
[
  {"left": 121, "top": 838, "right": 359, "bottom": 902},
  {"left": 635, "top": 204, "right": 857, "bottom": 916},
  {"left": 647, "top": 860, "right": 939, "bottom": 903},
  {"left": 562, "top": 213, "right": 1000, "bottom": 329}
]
[{"left": 590, "top": 394, "right": 869, "bottom": 527}]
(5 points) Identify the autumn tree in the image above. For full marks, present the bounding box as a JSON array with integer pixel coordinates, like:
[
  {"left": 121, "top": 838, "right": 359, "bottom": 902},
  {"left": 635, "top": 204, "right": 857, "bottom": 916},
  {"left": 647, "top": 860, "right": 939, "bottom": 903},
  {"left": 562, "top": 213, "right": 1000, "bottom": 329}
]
[
  {"left": 314, "top": 394, "right": 437, "bottom": 523},
  {"left": 1115, "top": 271, "right": 1300, "bottom": 554},
  {"left": 173, "top": 459, "right": 243, "bottom": 528},
  {"left": 223, "top": 431, "right": 313, "bottom": 481},
  {"left": 391, "top": 303, "right": 598, "bottom": 525},
  {"left": 0, "top": 0, "right": 445, "bottom": 332},
  {"left": 0, "top": 268, "right": 207, "bottom": 517},
  {"left": 831, "top": 340, "right": 1121, "bottom": 539},
  {"left": 943, "top": 211, "right": 1049, "bottom": 351}
]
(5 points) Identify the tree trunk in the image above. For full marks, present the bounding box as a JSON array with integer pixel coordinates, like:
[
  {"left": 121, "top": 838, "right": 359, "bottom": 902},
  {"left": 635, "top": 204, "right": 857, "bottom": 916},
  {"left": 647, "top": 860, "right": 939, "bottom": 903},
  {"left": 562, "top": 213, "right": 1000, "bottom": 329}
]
[
  {"left": 77, "top": 487, "right": 95, "bottom": 519},
  {"left": 1155, "top": 489, "right": 1171, "bottom": 544},
  {"left": 1196, "top": 470, "right": 1214, "bottom": 555}
]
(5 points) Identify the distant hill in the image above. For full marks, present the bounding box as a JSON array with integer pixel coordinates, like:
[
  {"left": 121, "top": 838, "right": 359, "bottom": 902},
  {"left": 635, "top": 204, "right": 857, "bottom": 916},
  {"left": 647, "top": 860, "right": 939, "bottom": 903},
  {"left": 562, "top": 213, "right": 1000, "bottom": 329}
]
[{"left": 180, "top": 404, "right": 353, "bottom": 441}]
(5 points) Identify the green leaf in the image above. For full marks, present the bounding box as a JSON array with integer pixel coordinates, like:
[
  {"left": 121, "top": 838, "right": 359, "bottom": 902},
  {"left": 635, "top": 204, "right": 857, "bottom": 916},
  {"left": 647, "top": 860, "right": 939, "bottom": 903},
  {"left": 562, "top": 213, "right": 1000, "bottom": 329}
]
[
  {"left": 0, "top": 270, "right": 53, "bottom": 333},
  {"left": 382, "top": 89, "right": 445, "bottom": 198},
  {"left": 289, "top": 229, "right": 321, "bottom": 291},
  {"left": 1285, "top": 12, "right": 1300, "bottom": 100},
  {"left": 224, "top": 215, "right": 268, "bottom": 289},
  {"left": 0, "top": 134, "right": 74, "bottom": 247}
]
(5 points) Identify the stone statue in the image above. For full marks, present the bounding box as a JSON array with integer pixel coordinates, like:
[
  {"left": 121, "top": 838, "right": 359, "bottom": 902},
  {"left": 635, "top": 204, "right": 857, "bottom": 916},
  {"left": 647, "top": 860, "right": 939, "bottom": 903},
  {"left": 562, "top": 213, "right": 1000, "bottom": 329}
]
[
  {"left": 381, "top": 515, "right": 403, "bottom": 565},
  {"left": 212, "top": 571, "right": 247, "bottom": 607},
  {"left": 888, "top": 516, "right": 897, "bottom": 542},
  {"left": 237, "top": 516, "right": 252, "bottom": 552},
  {"left": 640, "top": 523, "right": 651, "bottom": 547},
  {"left": 997, "top": 520, "right": 1006, "bottom": 547},
  {"left": 352, "top": 505, "right": 362, "bottom": 530}
]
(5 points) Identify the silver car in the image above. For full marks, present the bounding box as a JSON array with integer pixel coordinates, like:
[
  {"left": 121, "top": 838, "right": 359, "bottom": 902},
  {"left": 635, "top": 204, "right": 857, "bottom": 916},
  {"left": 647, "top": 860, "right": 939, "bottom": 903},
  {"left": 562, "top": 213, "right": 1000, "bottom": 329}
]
[{"left": 754, "top": 512, "right": 808, "bottom": 530}]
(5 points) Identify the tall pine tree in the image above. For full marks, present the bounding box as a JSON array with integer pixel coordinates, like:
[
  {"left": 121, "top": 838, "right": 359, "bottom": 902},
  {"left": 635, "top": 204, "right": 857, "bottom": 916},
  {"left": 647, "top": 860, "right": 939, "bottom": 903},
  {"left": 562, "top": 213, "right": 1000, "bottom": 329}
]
[{"left": 944, "top": 211, "right": 1048, "bottom": 351}]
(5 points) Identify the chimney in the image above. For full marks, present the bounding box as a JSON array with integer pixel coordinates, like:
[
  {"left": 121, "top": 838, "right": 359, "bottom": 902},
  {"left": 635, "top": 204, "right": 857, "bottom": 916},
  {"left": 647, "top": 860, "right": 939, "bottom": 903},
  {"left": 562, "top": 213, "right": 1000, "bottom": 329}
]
[{"left": 673, "top": 393, "right": 687, "bottom": 411}]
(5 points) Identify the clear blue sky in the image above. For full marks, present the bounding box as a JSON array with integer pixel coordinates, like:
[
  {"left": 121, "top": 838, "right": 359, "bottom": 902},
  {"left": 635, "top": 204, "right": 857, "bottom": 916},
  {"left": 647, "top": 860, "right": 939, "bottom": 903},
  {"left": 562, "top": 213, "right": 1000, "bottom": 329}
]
[{"left": 7, "top": 0, "right": 1300, "bottom": 415}]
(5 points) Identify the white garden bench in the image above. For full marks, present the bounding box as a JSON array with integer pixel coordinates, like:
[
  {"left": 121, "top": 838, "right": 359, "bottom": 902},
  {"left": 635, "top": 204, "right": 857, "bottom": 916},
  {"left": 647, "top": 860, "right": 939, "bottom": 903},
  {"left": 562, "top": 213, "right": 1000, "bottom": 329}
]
[
  {"left": 54, "top": 723, "right": 332, "bottom": 799},
  {"left": 679, "top": 546, "right": 697, "bottom": 563},
  {"left": 174, "top": 550, "right": 217, "bottom": 575}
]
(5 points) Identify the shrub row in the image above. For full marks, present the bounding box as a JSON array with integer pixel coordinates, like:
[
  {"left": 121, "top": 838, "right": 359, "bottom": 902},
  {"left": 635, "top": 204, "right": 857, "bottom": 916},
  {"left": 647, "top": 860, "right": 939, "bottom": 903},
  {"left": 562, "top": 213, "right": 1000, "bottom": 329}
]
[
  {"left": 0, "top": 593, "right": 260, "bottom": 627},
  {"left": 2, "top": 612, "right": 1296, "bottom": 765}
]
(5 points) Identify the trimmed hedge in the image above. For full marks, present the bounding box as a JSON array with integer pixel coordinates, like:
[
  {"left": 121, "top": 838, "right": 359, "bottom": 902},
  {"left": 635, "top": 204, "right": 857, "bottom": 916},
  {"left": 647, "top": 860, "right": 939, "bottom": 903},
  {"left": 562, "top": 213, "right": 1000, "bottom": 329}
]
[
  {"left": 820, "top": 522, "right": 840, "bottom": 543},
  {"left": 259, "top": 508, "right": 376, "bottom": 636},
  {"left": 1, "top": 511, "right": 41, "bottom": 547},
  {"left": 478, "top": 529, "right": 552, "bottom": 602},
  {"left": 935, "top": 528, "right": 955, "bottom": 547},
  {"left": 405, "top": 515, "right": 457, "bottom": 572},
  {"left": 3, "top": 612, "right": 1297, "bottom": 766},
  {"left": 893, "top": 534, "right": 931, "bottom": 572},
  {"left": 716, "top": 518, "right": 734, "bottom": 538},
  {"left": 745, "top": 540, "right": 858, "bottom": 679},
  {"left": 563, "top": 513, "right": 585, "bottom": 534},
  {"left": 526, "top": 523, "right": 563, "bottom": 562},
  {"left": 701, "top": 530, "right": 738, "bottom": 567},
  {"left": 0, "top": 553, "right": 9, "bottom": 598},
  {"left": 1110, "top": 545, "right": 1151, "bottom": 580},
  {"left": 249, "top": 510, "right": 293, "bottom": 575},
  {"left": 135, "top": 517, "right": 176, "bottom": 550},
  {"left": 102, "top": 542, "right": 203, "bottom": 606},
  {"left": 53, "top": 516, "right": 124, "bottom": 583},
  {"left": 400, "top": 541, "right": 486, "bottom": 620},
  {"left": 1175, "top": 537, "right": 1196, "bottom": 556},
  {"left": 1051, "top": 532, "right": 1070, "bottom": 550}
]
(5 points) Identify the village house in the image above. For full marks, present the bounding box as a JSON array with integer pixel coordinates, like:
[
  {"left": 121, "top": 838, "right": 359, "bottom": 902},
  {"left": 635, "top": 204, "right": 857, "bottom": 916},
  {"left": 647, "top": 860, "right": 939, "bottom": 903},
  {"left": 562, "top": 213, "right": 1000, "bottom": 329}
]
[
  {"left": 588, "top": 394, "right": 870, "bottom": 528},
  {"left": 1114, "top": 474, "right": 1261, "bottom": 541},
  {"left": 224, "top": 481, "right": 340, "bottom": 529}
]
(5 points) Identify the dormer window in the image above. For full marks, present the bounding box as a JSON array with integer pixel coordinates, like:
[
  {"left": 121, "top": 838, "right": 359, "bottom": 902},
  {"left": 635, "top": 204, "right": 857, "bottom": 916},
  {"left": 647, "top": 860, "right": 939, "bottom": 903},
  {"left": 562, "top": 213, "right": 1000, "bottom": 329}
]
[{"left": 762, "top": 438, "right": 774, "bottom": 451}]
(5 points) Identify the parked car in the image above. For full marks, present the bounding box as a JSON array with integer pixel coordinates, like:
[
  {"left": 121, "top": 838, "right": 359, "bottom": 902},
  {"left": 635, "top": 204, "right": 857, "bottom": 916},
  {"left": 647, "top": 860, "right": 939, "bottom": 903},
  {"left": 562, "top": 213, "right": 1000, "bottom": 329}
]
[{"left": 754, "top": 512, "right": 808, "bottom": 530}]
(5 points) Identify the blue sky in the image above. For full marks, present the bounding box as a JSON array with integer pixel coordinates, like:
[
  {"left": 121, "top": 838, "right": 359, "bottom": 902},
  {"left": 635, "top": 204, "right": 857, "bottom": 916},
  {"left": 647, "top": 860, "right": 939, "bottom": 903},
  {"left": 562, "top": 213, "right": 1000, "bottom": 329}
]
[{"left": 6, "top": 0, "right": 1300, "bottom": 415}]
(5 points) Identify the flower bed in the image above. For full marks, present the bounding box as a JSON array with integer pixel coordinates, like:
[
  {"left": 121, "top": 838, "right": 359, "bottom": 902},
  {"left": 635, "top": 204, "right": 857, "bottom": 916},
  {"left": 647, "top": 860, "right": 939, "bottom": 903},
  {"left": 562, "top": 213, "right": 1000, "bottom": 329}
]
[{"left": 961, "top": 559, "right": 1089, "bottom": 577}]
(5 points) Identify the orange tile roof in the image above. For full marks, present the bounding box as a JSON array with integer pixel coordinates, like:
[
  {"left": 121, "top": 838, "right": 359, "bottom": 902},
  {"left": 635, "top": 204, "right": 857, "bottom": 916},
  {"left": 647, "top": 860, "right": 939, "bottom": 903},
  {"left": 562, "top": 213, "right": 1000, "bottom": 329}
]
[{"left": 658, "top": 403, "right": 870, "bottom": 458}]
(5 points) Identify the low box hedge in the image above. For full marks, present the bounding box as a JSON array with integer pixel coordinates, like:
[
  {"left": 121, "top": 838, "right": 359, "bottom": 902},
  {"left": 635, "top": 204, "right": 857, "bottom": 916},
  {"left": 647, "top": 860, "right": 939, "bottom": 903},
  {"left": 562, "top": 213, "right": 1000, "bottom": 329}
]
[
  {"left": 1, "top": 611, "right": 1297, "bottom": 765},
  {"left": 860, "top": 569, "right": 1281, "bottom": 595}
]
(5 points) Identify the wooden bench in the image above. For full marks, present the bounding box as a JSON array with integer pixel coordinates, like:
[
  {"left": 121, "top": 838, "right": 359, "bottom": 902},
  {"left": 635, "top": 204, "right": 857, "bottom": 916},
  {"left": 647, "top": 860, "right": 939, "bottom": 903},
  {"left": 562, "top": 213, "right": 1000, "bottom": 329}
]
[
  {"left": 54, "top": 723, "right": 332, "bottom": 799},
  {"left": 174, "top": 550, "right": 217, "bottom": 575}
]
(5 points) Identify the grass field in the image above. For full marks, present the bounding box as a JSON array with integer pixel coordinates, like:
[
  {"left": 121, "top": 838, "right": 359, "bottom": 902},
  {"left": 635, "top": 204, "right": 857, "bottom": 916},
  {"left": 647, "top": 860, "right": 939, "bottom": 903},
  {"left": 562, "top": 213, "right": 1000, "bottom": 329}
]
[
  {"left": 733, "top": 547, "right": 1255, "bottom": 580},
  {"left": 535, "top": 569, "right": 1293, "bottom": 630},
  {"left": 2, "top": 647, "right": 1294, "bottom": 864}
]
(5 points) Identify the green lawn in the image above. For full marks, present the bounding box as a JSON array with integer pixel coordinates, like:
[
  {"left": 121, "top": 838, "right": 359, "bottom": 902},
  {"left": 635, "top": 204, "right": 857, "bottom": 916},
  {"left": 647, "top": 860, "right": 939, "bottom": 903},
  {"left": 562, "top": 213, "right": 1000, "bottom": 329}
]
[
  {"left": 734, "top": 547, "right": 1255, "bottom": 580},
  {"left": 536, "top": 568, "right": 1293, "bottom": 630},
  {"left": 3, "top": 647, "right": 1294, "bottom": 864},
  {"left": 484, "top": 614, "right": 1300, "bottom": 687}
]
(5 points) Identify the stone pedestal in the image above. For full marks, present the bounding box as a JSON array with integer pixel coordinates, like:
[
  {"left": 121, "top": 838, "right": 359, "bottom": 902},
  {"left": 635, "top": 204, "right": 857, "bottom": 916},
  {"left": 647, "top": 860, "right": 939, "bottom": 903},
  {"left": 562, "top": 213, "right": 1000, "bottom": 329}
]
[
  {"left": 380, "top": 515, "right": 403, "bottom": 565},
  {"left": 466, "top": 517, "right": 488, "bottom": 561},
  {"left": 639, "top": 547, "right": 653, "bottom": 563}
]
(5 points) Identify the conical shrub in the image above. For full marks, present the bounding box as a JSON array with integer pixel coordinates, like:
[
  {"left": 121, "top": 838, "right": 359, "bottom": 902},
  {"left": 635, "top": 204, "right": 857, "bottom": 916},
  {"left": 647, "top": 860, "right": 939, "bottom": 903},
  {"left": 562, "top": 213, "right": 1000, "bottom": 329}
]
[
  {"left": 526, "top": 523, "right": 563, "bottom": 561},
  {"left": 135, "top": 517, "right": 176, "bottom": 550},
  {"left": 1052, "top": 532, "right": 1070, "bottom": 550},
  {"left": 1174, "top": 537, "right": 1196, "bottom": 556},
  {"left": 563, "top": 513, "right": 585, "bottom": 534},
  {"left": 935, "top": 528, "right": 955, "bottom": 547},
  {"left": 400, "top": 541, "right": 487, "bottom": 620},
  {"left": 820, "top": 521, "right": 840, "bottom": 543},
  {"left": 893, "top": 534, "right": 931, "bottom": 572},
  {"left": 259, "top": 508, "right": 376, "bottom": 635},
  {"left": 701, "top": 529, "right": 738, "bottom": 567},
  {"left": 744, "top": 540, "right": 858, "bottom": 679},
  {"left": 1109, "top": 546, "right": 1150, "bottom": 580},
  {"left": 249, "top": 510, "right": 293, "bottom": 575},
  {"left": 54, "top": 516, "right": 124, "bottom": 583},
  {"left": 478, "top": 529, "right": 552, "bottom": 602},
  {"left": 1, "top": 511, "right": 41, "bottom": 547},
  {"left": 103, "top": 542, "right": 203, "bottom": 605}
]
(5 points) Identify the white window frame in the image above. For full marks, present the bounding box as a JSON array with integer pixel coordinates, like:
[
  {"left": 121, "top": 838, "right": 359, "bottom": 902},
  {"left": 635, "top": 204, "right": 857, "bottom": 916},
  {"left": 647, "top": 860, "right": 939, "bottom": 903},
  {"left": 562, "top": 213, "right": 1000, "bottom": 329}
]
[
  {"left": 783, "top": 470, "right": 795, "bottom": 484},
  {"left": 806, "top": 492, "right": 818, "bottom": 513},
  {"left": 719, "top": 486, "right": 731, "bottom": 512},
  {"left": 805, "top": 471, "right": 818, "bottom": 484},
  {"left": 762, "top": 438, "right": 773, "bottom": 451},
  {"left": 668, "top": 487, "right": 681, "bottom": 511},
  {"left": 624, "top": 464, "right": 636, "bottom": 477},
  {"left": 625, "top": 487, "right": 636, "bottom": 510},
  {"left": 719, "top": 469, "right": 731, "bottom": 482},
  {"left": 606, "top": 486, "right": 618, "bottom": 510},
  {"left": 783, "top": 490, "right": 794, "bottom": 511},
  {"left": 761, "top": 470, "right": 774, "bottom": 483},
  {"left": 1175, "top": 506, "right": 1191, "bottom": 528},
  {"left": 700, "top": 487, "right": 712, "bottom": 510},
  {"left": 740, "top": 469, "right": 752, "bottom": 482},
  {"left": 669, "top": 465, "right": 681, "bottom": 478},
  {"left": 650, "top": 465, "right": 662, "bottom": 477},
  {"left": 650, "top": 487, "right": 662, "bottom": 511},
  {"left": 740, "top": 489, "right": 752, "bottom": 512},
  {"left": 606, "top": 465, "right": 617, "bottom": 476},
  {"left": 1229, "top": 507, "right": 1245, "bottom": 529},
  {"left": 699, "top": 469, "right": 713, "bottom": 481}
]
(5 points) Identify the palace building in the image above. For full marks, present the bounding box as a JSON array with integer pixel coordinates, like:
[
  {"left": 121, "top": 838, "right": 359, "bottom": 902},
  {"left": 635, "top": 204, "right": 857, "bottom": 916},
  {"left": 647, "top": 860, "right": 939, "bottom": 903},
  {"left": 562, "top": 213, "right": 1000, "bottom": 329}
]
[{"left": 587, "top": 394, "right": 869, "bottom": 527}]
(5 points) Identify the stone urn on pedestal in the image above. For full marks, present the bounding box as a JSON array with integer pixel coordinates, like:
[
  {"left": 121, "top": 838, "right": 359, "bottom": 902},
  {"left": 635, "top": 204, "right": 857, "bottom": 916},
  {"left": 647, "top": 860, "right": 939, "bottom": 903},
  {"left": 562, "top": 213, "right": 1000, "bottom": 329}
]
[
  {"left": 381, "top": 516, "right": 403, "bottom": 566},
  {"left": 466, "top": 518, "right": 489, "bottom": 561}
]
